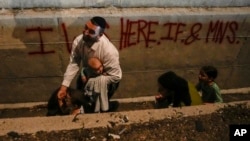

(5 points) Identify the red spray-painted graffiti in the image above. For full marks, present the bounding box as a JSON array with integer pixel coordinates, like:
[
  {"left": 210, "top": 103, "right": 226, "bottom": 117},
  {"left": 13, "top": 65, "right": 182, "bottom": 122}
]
[
  {"left": 119, "top": 18, "right": 239, "bottom": 49},
  {"left": 120, "top": 19, "right": 159, "bottom": 49},
  {"left": 25, "top": 18, "right": 240, "bottom": 55},
  {"left": 206, "top": 21, "right": 239, "bottom": 44},
  {"left": 182, "top": 23, "right": 202, "bottom": 45},
  {"left": 160, "top": 22, "right": 187, "bottom": 42},
  {"left": 26, "top": 27, "right": 55, "bottom": 55},
  {"left": 61, "top": 23, "right": 72, "bottom": 53}
]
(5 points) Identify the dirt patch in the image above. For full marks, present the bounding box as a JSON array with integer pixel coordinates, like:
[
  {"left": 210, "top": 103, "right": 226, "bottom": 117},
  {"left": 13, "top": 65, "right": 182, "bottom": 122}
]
[{"left": 0, "top": 103, "right": 250, "bottom": 141}]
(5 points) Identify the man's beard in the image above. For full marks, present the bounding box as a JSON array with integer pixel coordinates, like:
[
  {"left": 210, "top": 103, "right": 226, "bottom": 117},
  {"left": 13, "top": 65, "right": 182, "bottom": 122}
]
[{"left": 82, "top": 35, "right": 98, "bottom": 47}]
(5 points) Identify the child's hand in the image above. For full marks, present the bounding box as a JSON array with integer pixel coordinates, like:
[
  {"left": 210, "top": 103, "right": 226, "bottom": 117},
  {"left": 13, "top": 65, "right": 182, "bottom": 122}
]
[
  {"left": 81, "top": 76, "right": 88, "bottom": 83},
  {"left": 155, "top": 93, "right": 164, "bottom": 101},
  {"left": 71, "top": 108, "right": 80, "bottom": 115},
  {"left": 155, "top": 94, "right": 163, "bottom": 99}
]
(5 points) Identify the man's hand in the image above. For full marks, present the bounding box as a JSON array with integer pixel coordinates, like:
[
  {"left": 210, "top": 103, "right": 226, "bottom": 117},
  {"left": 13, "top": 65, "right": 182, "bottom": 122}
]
[{"left": 57, "top": 85, "right": 67, "bottom": 100}]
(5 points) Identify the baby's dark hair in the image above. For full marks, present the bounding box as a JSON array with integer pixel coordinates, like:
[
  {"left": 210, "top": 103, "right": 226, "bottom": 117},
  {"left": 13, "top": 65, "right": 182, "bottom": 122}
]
[{"left": 201, "top": 66, "right": 218, "bottom": 79}]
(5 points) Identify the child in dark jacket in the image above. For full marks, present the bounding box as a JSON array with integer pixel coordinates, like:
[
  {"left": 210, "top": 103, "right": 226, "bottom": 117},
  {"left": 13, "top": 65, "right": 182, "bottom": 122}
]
[{"left": 155, "top": 71, "right": 202, "bottom": 108}]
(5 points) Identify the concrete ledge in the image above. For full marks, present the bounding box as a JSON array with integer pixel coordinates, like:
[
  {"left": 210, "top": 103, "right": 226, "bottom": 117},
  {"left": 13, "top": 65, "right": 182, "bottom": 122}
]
[
  {"left": 0, "top": 100, "right": 249, "bottom": 136},
  {"left": 0, "top": 0, "right": 249, "bottom": 9},
  {"left": 0, "top": 87, "right": 249, "bottom": 110}
]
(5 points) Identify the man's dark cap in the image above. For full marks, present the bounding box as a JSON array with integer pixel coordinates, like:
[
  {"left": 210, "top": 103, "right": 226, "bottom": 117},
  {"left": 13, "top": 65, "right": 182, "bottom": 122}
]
[{"left": 91, "top": 16, "right": 106, "bottom": 29}]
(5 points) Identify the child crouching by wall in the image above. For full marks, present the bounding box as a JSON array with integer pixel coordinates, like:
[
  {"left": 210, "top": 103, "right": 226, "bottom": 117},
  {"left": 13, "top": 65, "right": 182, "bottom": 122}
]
[
  {"left": 155, "top": 71, "right": 203, "bottom": 108},
  {"left": 196, "top": 65, "right": 223, "bottom": 104}
]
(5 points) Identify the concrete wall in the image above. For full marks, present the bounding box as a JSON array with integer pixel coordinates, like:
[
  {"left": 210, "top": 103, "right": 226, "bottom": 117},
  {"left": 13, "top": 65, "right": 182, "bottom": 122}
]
[
  {"left": 0, "top": 7, "right": 250, "bottom": 103},
  {"left": 0, "top": 0, "right": 250, "bottom": 8}
]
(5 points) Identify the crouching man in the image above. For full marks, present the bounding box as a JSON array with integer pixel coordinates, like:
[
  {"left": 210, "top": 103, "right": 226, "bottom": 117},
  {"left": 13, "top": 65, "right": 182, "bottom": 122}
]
[{"left": 57, "top": 16, "right": 122, "bottom": 113}]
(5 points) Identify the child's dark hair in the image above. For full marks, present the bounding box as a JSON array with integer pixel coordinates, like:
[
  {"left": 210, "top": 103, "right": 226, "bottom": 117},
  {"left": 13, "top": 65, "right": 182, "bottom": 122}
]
[
  {"left": 157, "top": 71, "right": 191, "bottom": 107},
  {"left": 201, "top": 66, "right": 218, "bottom": 79}
]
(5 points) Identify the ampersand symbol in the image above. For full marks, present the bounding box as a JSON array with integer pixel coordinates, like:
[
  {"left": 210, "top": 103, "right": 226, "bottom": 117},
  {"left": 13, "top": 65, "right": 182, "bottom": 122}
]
[{"left": 183, "top": 23, "right": 202, "bottom": 45}]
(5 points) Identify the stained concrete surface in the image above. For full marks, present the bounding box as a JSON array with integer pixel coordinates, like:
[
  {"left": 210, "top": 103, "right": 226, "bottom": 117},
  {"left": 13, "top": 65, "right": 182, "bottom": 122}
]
[{"left": 0, "top": 95, "right": 250, "bottom": 136}]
